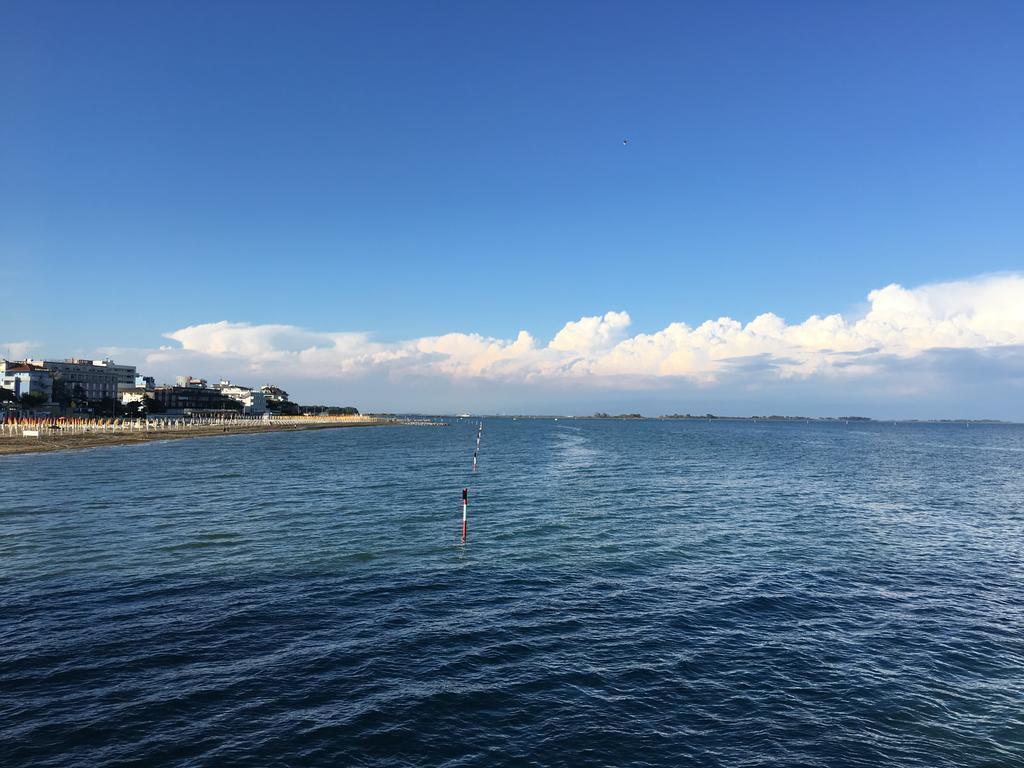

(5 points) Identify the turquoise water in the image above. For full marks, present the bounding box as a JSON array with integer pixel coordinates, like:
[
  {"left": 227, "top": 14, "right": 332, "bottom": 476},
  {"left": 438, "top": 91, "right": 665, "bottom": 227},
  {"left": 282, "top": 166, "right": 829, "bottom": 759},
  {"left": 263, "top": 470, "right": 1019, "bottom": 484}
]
[{"left": 2, "top": 419, "right": 1024, "bottom": 766}]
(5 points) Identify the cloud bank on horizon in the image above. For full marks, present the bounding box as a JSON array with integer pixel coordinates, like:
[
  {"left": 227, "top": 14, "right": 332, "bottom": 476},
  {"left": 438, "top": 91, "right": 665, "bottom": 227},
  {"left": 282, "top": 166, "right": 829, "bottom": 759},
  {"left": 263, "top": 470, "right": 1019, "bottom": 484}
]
[{"left": 149, "top": 274, "right": 1024, "bottom": 391}]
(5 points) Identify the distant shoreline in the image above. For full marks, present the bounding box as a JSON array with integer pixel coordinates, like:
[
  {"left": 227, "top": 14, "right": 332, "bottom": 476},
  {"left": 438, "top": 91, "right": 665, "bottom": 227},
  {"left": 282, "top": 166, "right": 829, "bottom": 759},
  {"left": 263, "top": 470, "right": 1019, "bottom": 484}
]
[
  {"left": 449, "top": 414, "right": 1017, "bottom": 424},
  {"left": 0, "top": 418, "right": 441, "bottom": 457}
]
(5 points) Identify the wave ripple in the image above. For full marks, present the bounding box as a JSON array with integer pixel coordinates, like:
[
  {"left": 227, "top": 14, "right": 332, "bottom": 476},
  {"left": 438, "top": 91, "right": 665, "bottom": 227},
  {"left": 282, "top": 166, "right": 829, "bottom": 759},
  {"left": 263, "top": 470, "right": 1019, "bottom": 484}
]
[{"left": 2, "top": 421, "right": 1024, "bottom": 767}]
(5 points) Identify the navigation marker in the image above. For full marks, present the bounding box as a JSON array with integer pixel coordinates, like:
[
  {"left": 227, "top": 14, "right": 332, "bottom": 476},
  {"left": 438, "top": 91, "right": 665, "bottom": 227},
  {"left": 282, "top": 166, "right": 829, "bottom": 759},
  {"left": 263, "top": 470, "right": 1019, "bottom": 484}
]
[{"left": 461, "top": 487, "right": 469, "bottom": 542}]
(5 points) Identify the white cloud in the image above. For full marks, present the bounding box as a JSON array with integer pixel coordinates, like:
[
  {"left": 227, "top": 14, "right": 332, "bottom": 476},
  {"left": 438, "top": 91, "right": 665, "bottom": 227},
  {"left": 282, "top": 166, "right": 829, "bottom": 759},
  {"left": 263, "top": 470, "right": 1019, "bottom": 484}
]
[
  {"left": 1, "top": 340, "right": 36, "bottom": 360},
  {"left": 548, "top": 310, "right": 631, "bottom": 352},
  {"left": 150, "top": 274, "right": 1024, "bottom": 388}
]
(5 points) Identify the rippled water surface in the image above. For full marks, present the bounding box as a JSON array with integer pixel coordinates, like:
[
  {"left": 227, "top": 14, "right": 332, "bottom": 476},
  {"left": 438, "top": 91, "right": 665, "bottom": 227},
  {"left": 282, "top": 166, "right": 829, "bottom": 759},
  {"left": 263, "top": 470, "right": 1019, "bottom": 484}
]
[{"left": 2, "top": 419, "right": 1024, "bottom": 767}]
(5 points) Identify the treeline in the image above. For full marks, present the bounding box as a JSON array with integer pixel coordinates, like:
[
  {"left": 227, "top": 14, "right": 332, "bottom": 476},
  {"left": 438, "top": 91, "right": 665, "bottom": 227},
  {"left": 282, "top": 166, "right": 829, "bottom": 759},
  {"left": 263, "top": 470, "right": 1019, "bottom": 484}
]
[{"left": 298, "top": 405, "right": 359, "bottom": 416}]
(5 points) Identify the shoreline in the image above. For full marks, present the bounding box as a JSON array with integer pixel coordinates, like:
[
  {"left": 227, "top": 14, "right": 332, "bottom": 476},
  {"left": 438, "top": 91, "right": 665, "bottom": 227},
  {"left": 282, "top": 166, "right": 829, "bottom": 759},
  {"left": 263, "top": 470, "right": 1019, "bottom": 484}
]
[{"left": 0, "top": 418, "right": 437, "bottom": 457}]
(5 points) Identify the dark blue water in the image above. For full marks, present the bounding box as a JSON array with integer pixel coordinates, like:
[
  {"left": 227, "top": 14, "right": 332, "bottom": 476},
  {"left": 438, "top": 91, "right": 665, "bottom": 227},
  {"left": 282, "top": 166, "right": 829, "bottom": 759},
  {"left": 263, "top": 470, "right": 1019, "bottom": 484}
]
[{"left": 2, "top": 419, "right": 1024, "bottom": 767}]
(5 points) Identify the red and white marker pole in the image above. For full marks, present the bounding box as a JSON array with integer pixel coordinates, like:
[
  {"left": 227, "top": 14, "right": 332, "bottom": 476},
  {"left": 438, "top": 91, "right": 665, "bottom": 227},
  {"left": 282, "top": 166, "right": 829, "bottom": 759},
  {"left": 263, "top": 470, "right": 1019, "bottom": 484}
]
[{"left": 461, "top": 487, "right": 469, "bottom": 542}]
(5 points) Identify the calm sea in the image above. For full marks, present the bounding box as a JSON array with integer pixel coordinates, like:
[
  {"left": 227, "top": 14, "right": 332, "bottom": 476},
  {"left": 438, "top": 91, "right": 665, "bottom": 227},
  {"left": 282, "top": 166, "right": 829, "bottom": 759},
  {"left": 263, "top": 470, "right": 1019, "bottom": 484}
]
[{"left": 2, "top": 419, "right": 1023, "bottom": 767}]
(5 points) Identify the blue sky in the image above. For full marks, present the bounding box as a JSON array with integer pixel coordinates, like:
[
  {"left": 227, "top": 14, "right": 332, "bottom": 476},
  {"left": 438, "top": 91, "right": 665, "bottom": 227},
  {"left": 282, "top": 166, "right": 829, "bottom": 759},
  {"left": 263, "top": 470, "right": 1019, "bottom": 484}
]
[{"left": 2, "top": 2, "right": 1023, "bottom": 416}]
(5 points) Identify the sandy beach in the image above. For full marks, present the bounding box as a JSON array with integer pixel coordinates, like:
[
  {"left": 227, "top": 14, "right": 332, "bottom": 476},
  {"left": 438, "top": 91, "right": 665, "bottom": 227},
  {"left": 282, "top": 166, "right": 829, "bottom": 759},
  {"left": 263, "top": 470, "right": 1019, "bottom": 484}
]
[{"left": 0, "top": 418, "right": 419, "bottom": 457}]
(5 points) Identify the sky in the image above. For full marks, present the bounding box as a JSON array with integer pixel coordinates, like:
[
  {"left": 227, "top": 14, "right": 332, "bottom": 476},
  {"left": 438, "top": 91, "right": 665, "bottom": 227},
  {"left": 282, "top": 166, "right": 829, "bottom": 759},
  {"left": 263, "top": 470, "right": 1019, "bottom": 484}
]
[{"left": 2, "top": 1, "right": 1023, "bottom": 417}]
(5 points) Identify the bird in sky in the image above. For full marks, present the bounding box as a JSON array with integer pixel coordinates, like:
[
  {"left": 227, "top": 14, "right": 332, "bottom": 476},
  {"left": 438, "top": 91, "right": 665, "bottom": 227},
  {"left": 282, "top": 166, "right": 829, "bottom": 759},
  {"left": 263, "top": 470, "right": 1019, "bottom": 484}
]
[{"left": 622, "top": 138, "right": 629, "bottom": 146}]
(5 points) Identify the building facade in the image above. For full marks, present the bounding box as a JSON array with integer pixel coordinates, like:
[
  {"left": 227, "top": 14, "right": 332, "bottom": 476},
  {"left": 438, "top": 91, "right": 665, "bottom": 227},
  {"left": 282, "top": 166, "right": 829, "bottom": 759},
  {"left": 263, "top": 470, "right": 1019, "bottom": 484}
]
[
  {"left": 175, "top": 376, "right": 208, "bottom": 389},
  {"left": 152, "top": 385, "right": 243, "bottom": 415},
  {"left": 259, "top": 384, "right": 290, "bottom": 402},
  {"left": 27, "top": 358, "right": 137, "bottom": 401},
  {"left": 216, "top": 381, "right": 267, "bottom": 415},
  {"left": 0, "top": 363, "right": 54, "bottom": 402}
]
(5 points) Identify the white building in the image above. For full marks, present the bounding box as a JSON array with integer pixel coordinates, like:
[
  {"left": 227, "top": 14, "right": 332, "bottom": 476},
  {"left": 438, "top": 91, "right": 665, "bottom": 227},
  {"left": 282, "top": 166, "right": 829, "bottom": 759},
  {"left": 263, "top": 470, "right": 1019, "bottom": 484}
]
[
  {"left": 259, "top": 384, "right": 289, "bottom": 402},
  {"left": 93, "top": 359, "right": 137, "bottom": 389},
  {"left": 119, "top": 388, "right": 150, "bottom": 406},
  {"left": 216, "top": 380, "right": 267, "bottom": 415}
]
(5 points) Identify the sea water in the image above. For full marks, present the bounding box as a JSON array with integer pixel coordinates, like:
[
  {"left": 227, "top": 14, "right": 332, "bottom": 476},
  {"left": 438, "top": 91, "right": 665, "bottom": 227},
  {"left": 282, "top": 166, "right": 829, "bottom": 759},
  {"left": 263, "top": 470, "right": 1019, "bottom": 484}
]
[{"left": 2, "top": 419, "right": 1023, "bottom": 766}]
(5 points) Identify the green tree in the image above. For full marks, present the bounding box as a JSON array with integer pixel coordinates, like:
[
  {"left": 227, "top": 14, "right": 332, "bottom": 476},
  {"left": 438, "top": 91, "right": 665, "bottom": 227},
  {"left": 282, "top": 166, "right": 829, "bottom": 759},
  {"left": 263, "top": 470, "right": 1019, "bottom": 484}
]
[{"left": 19, "top": 392, "right": 48, "bottom": 408}]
